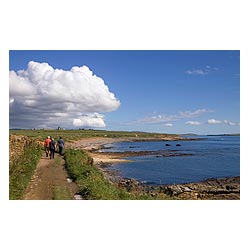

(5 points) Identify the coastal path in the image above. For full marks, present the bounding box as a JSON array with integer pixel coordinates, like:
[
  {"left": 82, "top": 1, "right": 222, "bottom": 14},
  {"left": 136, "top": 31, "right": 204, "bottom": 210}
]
[{"left": 24, "top": 152, "right": 78, "bottom": 200}]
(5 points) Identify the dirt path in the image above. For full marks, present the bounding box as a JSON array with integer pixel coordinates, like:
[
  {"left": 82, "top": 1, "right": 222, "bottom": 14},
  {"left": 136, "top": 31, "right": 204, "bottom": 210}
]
[
  {"left": 24, "top": 152, "right": 78, "bottom": 200},
  {"left": 24, "top": 138, "right": 123, "bottom": 200}
]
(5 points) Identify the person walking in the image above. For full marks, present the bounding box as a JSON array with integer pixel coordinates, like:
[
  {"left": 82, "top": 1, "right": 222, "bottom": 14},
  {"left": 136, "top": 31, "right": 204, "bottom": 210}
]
[
  {"left": 44, "top": 136, "right": 51, "bottom": 157},
  {"left": 49, "top": 138, "right": 56, "bottom": 159},
  {"left": 57, "top": 136, "right": 65, "bottom": 155}
]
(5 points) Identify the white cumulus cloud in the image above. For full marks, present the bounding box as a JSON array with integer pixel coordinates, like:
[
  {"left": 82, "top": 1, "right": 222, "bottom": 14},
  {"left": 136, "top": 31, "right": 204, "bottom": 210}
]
[
  {"left": 185, "top": 69, "right": 208, "bottom": 75},
  {"left": 207, "top": 119, "right": 222, "bottom": 124},
  {"left": 186, "top": 121, "right": 201, "bottom": 125},
  {"left": 73, "top": 113, "right": 106, "bottom": 128},
  {"left": 223, "top": 120, "right": 236, "bottom": 126},
  {"left": 207, "top": 119, "right": 239, "bottom": 126},
  {"left": 184, "top": 66, "right": 219, "bottom": 75},
  {"left": 179, "top": 109, "right": 209, "bottom": 118},
  {"left": 133, "top": 109, "right": 211, "bottom": 125},
  {"left": 165, "top": 123, "right": 173, "bottom": 127},
  {"left": 9, "top": 61, "right": 121, "bottom": 128}
]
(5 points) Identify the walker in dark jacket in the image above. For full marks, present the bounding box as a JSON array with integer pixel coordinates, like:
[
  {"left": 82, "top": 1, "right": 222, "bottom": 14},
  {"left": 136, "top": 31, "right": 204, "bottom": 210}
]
[
  {"left": 57, "top": 137, "right": 64, "bottom": 155},
  {"left": 49, "top": 138, "right": 56, "bottom": 159}
]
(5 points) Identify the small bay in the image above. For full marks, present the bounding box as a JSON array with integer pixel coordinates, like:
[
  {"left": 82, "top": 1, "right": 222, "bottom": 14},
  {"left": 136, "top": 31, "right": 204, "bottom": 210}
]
[{"left": 102, "top": 136, "right": 240, "bottom": 185}]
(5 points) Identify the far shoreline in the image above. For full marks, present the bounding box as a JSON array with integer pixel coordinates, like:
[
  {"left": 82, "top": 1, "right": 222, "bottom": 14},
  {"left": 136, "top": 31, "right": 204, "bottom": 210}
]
[{"left": 66, "top": 135, "right": 204, "bottom": 164}]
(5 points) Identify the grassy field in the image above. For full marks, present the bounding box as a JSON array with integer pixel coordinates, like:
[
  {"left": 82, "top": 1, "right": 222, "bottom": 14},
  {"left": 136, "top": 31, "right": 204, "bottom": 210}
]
[
  {"left": 9, "top": 129, "right": 179, "bottom": 142},
  {"left": 9, "top": 142, "right": 43, "bottom": 199}
]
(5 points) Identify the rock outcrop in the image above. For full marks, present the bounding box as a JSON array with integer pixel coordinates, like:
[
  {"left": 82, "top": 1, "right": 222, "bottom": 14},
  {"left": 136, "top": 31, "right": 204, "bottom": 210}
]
[{"left": 158, "top": 176, "right": 240, "bottom": 200}]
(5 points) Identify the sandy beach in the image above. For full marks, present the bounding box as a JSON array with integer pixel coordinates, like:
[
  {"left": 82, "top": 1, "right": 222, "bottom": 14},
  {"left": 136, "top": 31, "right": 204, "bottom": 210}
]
[{"left": 66, "top": 137, "right": 131, "bottom": 163}]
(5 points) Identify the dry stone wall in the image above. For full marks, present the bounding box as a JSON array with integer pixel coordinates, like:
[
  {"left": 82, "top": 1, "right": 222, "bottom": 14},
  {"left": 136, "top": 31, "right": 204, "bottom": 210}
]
[{"left": 9, "top": 134, "right": 43, "bottom": 162}]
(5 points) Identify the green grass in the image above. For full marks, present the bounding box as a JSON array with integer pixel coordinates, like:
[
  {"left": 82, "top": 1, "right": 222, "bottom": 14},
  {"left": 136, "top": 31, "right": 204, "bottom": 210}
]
[
  {"left": 54, "top": 156, "right": 62, "bottom": 167},
  {"left": 64, "top": 149, "right": 173, "bottom": 200},
  {"left": 52, "top": 156, "right": 74, "bottom": 200},
  {"left": 64, "top": 149, "right": 129, "bottom": 199},
  {"left": 9, "top": 142, "right": 43, "bottom": 200},
  {"left": 52, "top": 186, "right": 73, "bottom": 200},
  {"left": 9, "top": 129, "right": 179, "bottom": 143}
]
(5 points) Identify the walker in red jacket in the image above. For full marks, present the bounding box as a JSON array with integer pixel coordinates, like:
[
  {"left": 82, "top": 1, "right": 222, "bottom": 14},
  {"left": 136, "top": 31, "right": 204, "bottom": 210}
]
[{"left": 44, "top": 136, "right": 51, "bottom": 157}]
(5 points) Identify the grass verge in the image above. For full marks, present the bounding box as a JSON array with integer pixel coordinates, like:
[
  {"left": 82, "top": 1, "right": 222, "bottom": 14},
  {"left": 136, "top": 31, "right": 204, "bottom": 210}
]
[
  {"left": 9, "top": 142, "right": 43, "bottom": 199},
  {"left": 64, "top": 149, "right": 172, "bottom": 200},
  {"left": 64, "top": 149, "right": 131, "bottom": 199}
]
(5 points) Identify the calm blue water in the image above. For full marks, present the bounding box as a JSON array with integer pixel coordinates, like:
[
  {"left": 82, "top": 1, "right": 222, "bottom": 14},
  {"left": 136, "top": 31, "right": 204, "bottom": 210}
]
[{"left": 103, "top": 136, "right": 240, "bottom": 185}]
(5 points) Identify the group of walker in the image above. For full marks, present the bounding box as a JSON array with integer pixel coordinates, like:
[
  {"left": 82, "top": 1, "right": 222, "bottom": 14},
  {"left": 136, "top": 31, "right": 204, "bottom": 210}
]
[{"left": 44, "top": 136, "right": 65, "bottom": 159}]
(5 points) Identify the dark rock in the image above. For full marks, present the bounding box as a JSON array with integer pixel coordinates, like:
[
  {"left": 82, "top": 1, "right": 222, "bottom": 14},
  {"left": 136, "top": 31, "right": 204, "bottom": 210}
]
[
  {"left": 182, "top": 186, "right": 192, "bottom": 192},
  {"left": 165, "top": 144, "right": 171, "bottom": 146},
  {"left": 226, "top": 184, "right": 238, "bottom": 190},
  {"left": 166, "top": 185, "right": 183, "bottom": 195},
  {"left": 176, "top": 144, "right": 181, "bottom": 146},
  {"left": 156, "top": 176, "right": 240, "bottom": 199}
]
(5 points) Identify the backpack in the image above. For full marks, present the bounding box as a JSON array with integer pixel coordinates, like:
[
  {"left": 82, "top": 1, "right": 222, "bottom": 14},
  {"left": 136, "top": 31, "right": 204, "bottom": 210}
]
[{"left": 49, "top": 140, "right": 56, "bottom": 150}]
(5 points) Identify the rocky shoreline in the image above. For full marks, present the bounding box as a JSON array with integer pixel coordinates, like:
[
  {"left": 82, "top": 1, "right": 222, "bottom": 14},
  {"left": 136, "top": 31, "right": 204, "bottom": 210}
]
[
  {"left": 97, "top": 162, "right": 240, "bottom": 200},
  {"left": 158, "top": 176, "right": 240, "bottom": 200},
  {"left": 92, "top": 148, "right": 240, "bottom": 200},
  {"left": 67, "top": 136, "right": 240, "bottom": 200}
]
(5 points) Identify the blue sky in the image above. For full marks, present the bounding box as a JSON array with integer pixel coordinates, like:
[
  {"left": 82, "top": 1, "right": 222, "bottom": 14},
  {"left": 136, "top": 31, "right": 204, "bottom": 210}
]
[{"left": 9, "top": 50, "right": 240, "bottom": 134}]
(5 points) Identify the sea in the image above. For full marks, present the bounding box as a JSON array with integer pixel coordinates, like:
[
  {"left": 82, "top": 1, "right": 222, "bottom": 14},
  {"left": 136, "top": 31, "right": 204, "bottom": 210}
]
[{"left": 101, "top": 135, "right": 240, "bottom": 185}]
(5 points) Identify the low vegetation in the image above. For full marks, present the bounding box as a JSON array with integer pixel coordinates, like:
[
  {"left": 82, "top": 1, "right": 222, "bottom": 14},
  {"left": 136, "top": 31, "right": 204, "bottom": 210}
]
[
  {"left": 9, "top": 141, "right": 43, "bottom": 199},
  {"left": 64, "top": 149, "right": 130, "bottom": 199},
  {"left": 64, "top": 149, "right": 172, "bottom": 200},
  {"left": 9, "top": 129, "right": 179, "bottom": 143}
]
